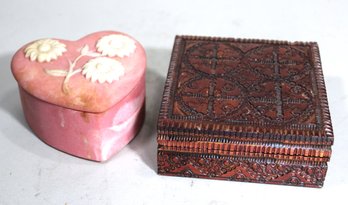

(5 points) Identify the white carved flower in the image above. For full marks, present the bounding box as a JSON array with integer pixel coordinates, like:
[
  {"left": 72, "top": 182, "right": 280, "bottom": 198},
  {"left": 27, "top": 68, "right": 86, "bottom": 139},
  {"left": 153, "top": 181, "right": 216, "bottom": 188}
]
[
  {"left": 82, "top": 57, "right": 125, "bottom": 84},
  {"left": 96, "top": 34, "right": 136, "bottom": 58},
  {"left": 24, "top": 39, "right": 67, "bottom": 63}
]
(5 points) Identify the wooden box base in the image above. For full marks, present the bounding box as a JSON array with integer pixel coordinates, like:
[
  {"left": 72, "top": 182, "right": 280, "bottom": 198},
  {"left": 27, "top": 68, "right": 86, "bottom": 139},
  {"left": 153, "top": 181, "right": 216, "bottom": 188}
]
[{"left": 158, "top": 151, "right": 327, "bottom": 188}]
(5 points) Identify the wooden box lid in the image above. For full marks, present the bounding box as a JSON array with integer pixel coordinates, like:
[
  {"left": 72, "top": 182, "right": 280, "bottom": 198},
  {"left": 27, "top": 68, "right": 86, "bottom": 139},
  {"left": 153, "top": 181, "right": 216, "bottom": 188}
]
[{"left": 157, "top": 36, "right": 333, "bottom": 162}]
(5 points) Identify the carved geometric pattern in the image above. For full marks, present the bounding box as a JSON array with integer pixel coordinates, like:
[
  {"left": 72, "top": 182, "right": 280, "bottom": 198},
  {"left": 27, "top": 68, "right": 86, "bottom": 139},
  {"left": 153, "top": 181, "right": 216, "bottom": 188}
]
[
  {"left": 173, "top": 41, "right": 318, "bottom": 125},
  {"left": 158, "top": 151, "right": 327, "bottom": 188}
]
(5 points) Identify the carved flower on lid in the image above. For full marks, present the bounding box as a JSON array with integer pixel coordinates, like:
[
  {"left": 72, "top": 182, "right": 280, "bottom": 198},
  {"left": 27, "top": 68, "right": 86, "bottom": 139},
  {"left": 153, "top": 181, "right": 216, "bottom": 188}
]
[
  {"left": 82, "top": 57, "right": 125, "bottom": 84},
  {"left": 24, "top": 39, "right": 67, "bottom": 63},
  {"left": 96, "top": 34, "right": 136, "bottom": 57}
]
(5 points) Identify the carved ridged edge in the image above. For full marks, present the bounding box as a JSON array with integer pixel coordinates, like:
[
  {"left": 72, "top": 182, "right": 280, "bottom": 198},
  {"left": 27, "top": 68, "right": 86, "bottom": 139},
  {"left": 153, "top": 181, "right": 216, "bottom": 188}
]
[
  {"left": 158, "top": 150, "right": 328, "bottom": 167},
  {"left": 177, "top": 35, "right": 315, "bottom": 46},
  {"left": 157, "top": 133, "right": 332, "bottom": 148},
  {"left": 158, "top": 118, "right": 330, "bottom": 138},
  {"left": 157, "top": 141, "right": 330, "bottom": 162},
  {"left": 157, "top": 35, "right": 334, "bottom": 146},
  {"left": 158, "top": 146, "right": 328, "bottom": 162},
  {"left": 310, "top": 43, "right": 334, "bottom": 141},
  {"left": 158, "top": 36, "right": 183, "bottom": 123},
  {"left": 157, "top": 125, "right": 333, "bottom": 146},
  {"left": 157, "top": 137, "right": 331, "bottom": 158}
]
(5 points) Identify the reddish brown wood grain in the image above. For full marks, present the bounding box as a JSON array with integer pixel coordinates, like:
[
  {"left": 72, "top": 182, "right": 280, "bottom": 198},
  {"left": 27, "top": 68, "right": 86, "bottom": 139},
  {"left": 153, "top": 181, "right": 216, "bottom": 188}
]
[{"left": 157, "top": 35, "right": 333, "bottom": 187}]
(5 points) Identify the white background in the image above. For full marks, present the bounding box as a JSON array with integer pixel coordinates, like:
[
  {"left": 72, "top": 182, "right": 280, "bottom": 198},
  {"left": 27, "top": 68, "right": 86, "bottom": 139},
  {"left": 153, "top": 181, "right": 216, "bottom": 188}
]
[{"left": 1, "top": 0, "right": 347, "bottom": 204}]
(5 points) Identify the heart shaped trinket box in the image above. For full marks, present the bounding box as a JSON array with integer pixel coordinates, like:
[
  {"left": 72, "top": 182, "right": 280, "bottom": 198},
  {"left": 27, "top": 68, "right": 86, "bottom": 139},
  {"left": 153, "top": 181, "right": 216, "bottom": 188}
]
[{"left": 11, "top": 31, "right": 146, "bottom": 161}]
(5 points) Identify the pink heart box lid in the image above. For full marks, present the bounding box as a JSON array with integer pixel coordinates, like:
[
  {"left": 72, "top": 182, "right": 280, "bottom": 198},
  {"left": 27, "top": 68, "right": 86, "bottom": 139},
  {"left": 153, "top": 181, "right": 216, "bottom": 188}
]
[{"left": 11, "top": 31, "right": 146, "bottom": 113}]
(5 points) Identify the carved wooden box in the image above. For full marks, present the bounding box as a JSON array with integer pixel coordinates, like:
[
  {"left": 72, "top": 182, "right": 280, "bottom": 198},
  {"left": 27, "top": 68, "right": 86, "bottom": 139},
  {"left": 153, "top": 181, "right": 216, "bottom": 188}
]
[{"left": 157, "top": 36, "right": 334, "bottom": 187}]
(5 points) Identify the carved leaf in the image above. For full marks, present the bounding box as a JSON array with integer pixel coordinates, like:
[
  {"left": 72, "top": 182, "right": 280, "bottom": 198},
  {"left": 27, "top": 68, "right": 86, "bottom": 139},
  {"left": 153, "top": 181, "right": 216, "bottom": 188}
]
[
  {"left": 81, "top": 44, "right": 89, "bottom": 55},
  {"left": 44, "top": 69, "right": 68, "bottom": 77}
]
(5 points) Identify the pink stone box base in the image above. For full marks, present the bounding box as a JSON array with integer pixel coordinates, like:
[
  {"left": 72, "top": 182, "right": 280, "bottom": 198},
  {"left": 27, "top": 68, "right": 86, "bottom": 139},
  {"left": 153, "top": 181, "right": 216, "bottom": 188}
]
[{"left": 19, "top": 79, "right": 145, "bottom": 162}]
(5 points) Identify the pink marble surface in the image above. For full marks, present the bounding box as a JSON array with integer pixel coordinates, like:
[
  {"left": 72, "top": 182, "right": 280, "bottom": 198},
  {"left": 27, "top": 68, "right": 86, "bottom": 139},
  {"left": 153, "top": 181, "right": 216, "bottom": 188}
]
[{"left": 11, "top": 31, "right": 146, "bottom": 161}]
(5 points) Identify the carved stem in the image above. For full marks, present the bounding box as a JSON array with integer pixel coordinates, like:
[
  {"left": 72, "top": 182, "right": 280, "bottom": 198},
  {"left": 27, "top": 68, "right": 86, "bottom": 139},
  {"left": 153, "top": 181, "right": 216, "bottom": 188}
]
[{"left": 62, "top": 54, "right": 85, "bottom": 94}]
